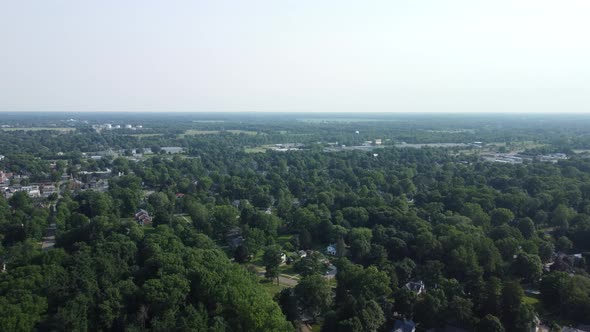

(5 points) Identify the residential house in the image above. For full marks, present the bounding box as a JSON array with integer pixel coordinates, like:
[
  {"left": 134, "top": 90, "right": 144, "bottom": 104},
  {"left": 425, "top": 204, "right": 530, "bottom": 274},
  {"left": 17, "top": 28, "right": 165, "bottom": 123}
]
[
  {"left": 326, "top": 244, "right": 337, "bottom": 256},
  {"left": 41, "top": 184, "right": 57, "bottom": 198},
  {"left": 405, "top": 280, "right": 426, "bottom": 295},
  {"left": 562, "top": 327, "right": 590, "bottom": 332},
  {"left": 22, "top": 185, "right": 41, "bottom": 198},
  {"left": 134, "top": 209, "right": 153, "bottom": 226},
  {"left": 392, "top": 319, "right": 416, "bottom": 332},
  {"left": 0, "top": 171, "right": 13, "bottom": 185},
  {"left": 226, "top": 227, "right": 244, "bottom": 249}
]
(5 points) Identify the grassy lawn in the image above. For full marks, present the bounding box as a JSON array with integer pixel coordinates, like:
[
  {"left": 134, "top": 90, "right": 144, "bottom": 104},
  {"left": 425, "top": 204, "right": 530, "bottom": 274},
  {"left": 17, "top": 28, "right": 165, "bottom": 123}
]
[
  {"left": 259, "top": 279, "right": 287, "bottom": 297},
  {"left": 277, "top": 234, "right": 294, "bottom": 246},
  {"left": 279, "top": 264, "right": 298, "bottom": 276},
  {"left": 250, "top": 250, "right": 264, "bottom": 267},
  {"left": 174, "top": 214, "right": 192, "bottom": 224},
  {"left": 142, "top": 224, "right": 156, "bottom": 235},
  {"left": 181, "top": 129, "right": 261, "bottom": 138},
  {"left": 245, "top": 146, "right": 269, "bottom": 153},
  {"left": 123, "top": 134, "right": 163, "bottom": 138},
  {"left": 523, "top": 294, "right": 543, "bottom": 314},
  {"left": 183, "top": 130, "right": 221, "bottom": 135},
  {"left": 523, "top": 295, "right": 539, "bottom": 306},
  {"left": 226, "top": 130, "right": 260, "bottom": 135},
  {"left": 310, "top": 323, "right": 323, "bottom": 332}
]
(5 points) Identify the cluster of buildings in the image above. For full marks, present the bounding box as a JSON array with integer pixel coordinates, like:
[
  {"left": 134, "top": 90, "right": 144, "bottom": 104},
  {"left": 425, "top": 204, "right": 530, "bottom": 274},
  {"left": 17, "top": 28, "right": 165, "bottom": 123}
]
[
  {"left": 1, "top": 164, "right": 116, "bottom": 199},
  {"left": 271, "top": 143, "right": 303, "bottom": 152},
  {"left": 2, "top": 182, "right": 58, "bottom": 199},
  {"left": 361, "top": 138, "right": 382, "bottom": 146},
  {"left": 538, "top": 153, "right": 568, "bottom": 163},
  {"left": 93, "top": 123, "right": 144, "bottom": 131},
  {"left": 544, "top": 251, "right": 587, "bottom": 274}
]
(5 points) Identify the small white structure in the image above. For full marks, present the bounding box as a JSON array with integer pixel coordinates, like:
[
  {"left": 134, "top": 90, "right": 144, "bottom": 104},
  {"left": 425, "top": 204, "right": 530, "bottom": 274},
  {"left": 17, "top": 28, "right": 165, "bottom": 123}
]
[
  {"left": 298, "top": 250, "right": 307, "bottom": 258},
  {"left": 0, "top": 155, "right": 5, "bottom": 161},
  {"left": 392, "top": 319, "right": 416, "bottom": 332},
  {"left": 280, "top": 252, "right": 287, "bottom": 264},
  {"left": 125, "top": 124, "right": 132, "bottom": 129},
  {"left": 326, "top": 244, "right": 337, "bottom": 256},
  {"left": 405, "top": 280, "right": 425, "bottom": 295},
  {"left": 375, "top": 138, "right": 382, "bottom": 145}
]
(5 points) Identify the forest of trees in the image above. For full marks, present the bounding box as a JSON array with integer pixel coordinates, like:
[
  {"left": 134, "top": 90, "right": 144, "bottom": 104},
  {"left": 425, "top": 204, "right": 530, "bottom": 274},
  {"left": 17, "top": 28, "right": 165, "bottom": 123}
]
[{"left": 1, "top": 114, "right": 590, "bottom": 331}]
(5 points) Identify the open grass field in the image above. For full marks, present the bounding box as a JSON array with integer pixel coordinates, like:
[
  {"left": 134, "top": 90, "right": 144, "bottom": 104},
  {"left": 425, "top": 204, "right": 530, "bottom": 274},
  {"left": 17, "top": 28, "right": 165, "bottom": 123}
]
[
  {"left": 245, "top": 146, "right": 269, "bottom": 153},
  {"left": 179, "top": 129, "right": 261, "bottom": 138},
  {"left": 123, "top": 133, "right": 163, "bottom": 138},
  {"left": 245, "top": 144, "right": 281, "bottom": 153},
  {"left": 183, "top": 130, "right": 221, "bottom": 135},
  {"left": 259, "top": 279, "right": 287, "bottom": 297},
  {"left": 182, "top": 129, "right": 260, "bottom": 136},
  {"left": 1, "top": 127, "right": 75, "bottom": 132}
]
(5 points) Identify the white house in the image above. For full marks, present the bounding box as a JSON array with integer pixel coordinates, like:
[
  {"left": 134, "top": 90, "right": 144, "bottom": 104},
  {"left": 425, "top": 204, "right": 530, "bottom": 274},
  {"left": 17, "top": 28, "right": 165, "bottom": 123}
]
[
  {"left": 326, "top": 244, "right": 337, "bottom": 256},
  {"left": 392, "top": 319, "right": 416, "bottom": 332},
  {"left": 405, "top": 280, "right": 426, "bottom": 295},
  {"left": 280, "top": 252, "right": 287, "bottom": 264},
  {"left": 0, "top": 155, "right": 5, "bottom": 161}
]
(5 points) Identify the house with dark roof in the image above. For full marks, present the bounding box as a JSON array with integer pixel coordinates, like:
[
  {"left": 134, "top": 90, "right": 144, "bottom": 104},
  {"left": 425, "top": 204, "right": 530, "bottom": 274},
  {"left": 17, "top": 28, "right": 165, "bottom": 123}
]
[
  {"left": 404, "top": 280, "right": 425, "bottom": 295},
  {"left": 134, "top": 209, "right": 152, "bottom": 226},
  {"left": 392, "top": 319, "right": 416, "bottom": 332}
]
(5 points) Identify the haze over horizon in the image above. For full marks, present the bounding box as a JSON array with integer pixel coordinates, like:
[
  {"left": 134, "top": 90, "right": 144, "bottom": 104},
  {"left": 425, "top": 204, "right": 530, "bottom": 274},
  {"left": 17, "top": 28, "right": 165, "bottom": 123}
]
[{"left": 1, "top": 0, "right": 589, "bottom": 113}]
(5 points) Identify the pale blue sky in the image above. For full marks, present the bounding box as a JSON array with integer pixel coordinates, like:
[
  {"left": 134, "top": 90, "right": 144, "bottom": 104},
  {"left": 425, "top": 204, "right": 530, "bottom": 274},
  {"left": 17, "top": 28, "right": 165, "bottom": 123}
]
[{"left": 1, "top": 0, "right": 589, "bottom": 113}]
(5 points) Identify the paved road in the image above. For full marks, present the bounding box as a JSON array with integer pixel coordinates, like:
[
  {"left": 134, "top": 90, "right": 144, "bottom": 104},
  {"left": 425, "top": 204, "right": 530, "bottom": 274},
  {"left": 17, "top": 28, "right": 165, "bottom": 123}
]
[{"left": 42, "top": 223, "right": 56, "bottom": 251}]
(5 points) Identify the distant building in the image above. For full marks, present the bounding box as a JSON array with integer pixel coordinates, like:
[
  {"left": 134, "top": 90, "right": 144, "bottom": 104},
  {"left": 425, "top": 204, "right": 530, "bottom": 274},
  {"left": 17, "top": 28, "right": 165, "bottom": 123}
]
[
  {"left": 326, "top": 244, "right": 337, "bottom": 256},
  {"left": 392, "top": 319, "right": 416, "bottom": 332},
  {"left": 125, "top": 124, "right": 133, "bottom": 129},
  {"left": 161, "top": 147, "right": 185, "bottom": 154},
  {"left": 375, "top": 139, "right": 382, "bottom": 145},
  {"left": 0, "top": 155, "right": 4, "bottom": 161},
  {"left": 134, "top": 209, "right": 152, "bottom": 226},
  {"left": 298, "top": 250, "right": 307, "bottom": 258},
  {"left": 0, "top": 171, "right": 13, "bottom": 184},
  {"left": 226, "top": 227, "right": 244, "bottom": 249},
  {"left": 405, "top": 280, "right": 426, "bottom": 295},
  {"left": 42, "top": 184, "right": 57, "bottom": 197}
]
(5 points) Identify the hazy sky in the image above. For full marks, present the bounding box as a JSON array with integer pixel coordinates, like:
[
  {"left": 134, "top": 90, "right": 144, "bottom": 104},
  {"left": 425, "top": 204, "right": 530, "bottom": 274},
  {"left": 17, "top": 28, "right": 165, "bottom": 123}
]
[{"left": 1, "top": 0, "right": 589, "bottom": 113}]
